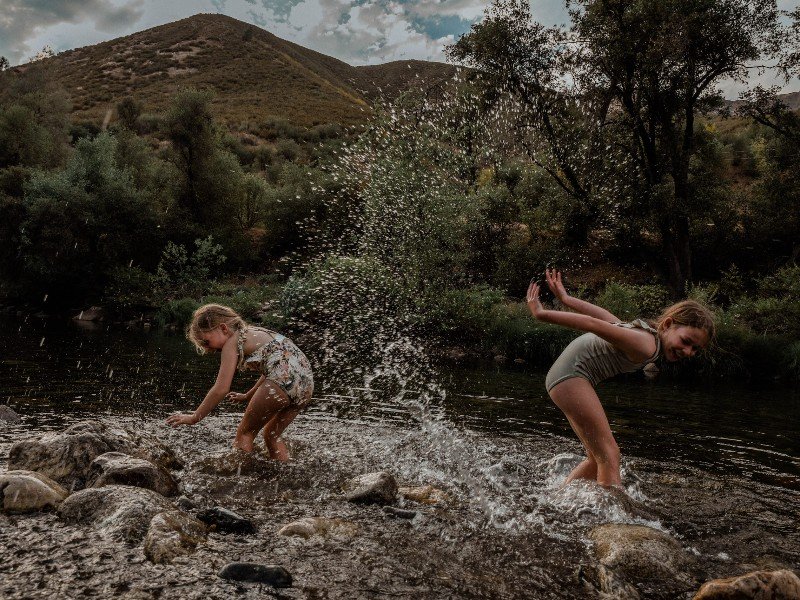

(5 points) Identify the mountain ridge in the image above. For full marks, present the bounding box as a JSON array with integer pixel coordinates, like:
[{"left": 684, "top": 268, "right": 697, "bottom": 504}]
[{"left": 2, "top": 13, "right": 458, "bottom": 127}]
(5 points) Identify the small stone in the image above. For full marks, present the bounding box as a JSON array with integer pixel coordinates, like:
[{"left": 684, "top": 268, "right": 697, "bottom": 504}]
[
  {"left": 0, "top": 405, "right": 22, "bottom": 424},
  {"left": 693, "top": 569, "right": 800, "bottom": 599},
  {"left": 0, "top": 470, "right": 68, "bottom": 513},
  {"left": 277, "top": 517, "right": 358, "bottom": 539},
  {"left": 218, "top": 563, "right": 292, "bottom": 587},
  {"left": 175, "top": 495, "right": 195, "bottom": 510},
  {"left": 398, "top": 485, "right": 449, "bottom": 505},
  {"left": 196, "top": 507, "right": 257, "bottom": 534},
  {"left": 382, "top": 506, "right": 418, "bottom": 519},
  {"left": 345, "top": 471, "right": 398, "bottom": 505}
]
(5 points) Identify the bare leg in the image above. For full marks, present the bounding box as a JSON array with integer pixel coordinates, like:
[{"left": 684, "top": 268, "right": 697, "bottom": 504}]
[
  {"left": 549, "top": 377, "right": 621, "bottom": 487},
  {"left": 262, "top": 407, "right": 301, "bottom": 461},
  {"left": 233, "top": 380, "right": 290, "bottom": 453}
]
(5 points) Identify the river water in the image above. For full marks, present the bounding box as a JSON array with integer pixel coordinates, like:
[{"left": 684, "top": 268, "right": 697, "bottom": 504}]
[{"left": 1, "top": 315, "right": 799, "bottom": 598}]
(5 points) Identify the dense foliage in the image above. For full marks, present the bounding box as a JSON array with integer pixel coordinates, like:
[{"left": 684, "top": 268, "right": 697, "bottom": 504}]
[{"left": 0, "top": 1, "right": 798, "bottom": 381}]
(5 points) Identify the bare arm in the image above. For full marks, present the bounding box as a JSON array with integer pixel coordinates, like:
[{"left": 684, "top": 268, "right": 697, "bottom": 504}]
[
  {"left": 166, "top": 337, "right": 239, "bottom": 426},
  {"left": 527, "top": 282, "right": 655, "bottom": 362},
  {"left": 227, "top": 375, "right": 266, "bottom": 403},
  {"left": 545, "top": 269, "right": 620, "bottom": 323}
]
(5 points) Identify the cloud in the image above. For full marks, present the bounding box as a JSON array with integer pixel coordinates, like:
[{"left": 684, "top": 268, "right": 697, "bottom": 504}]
[{"left": 0, "top": 0, "right": 145, "bottom": 64}]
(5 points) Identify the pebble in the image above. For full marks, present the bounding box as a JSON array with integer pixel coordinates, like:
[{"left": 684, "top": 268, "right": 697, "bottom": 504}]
[{"left": 383, "top": 506, "right": 418, "bottom": 519}]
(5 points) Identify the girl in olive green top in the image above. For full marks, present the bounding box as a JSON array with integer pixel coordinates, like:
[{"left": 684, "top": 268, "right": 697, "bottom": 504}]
[{"left": 527, "top": 269, "right": 715, "bottom": 487}]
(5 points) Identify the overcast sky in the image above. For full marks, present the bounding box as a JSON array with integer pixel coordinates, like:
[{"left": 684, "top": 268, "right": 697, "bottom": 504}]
[{"left": 1, "top": 0, "right": 797, "bottom": 98}]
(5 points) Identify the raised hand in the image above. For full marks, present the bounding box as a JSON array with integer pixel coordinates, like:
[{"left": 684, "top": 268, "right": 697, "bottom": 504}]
[
  {"left": 226, "top": 392, "right": 249, "bottom": 403},
  {"left": 526, "top": 280, "right": 545, "bottom": 319},
  {"left": 545, "top": 268, "right": 569, "bottom": 302}
]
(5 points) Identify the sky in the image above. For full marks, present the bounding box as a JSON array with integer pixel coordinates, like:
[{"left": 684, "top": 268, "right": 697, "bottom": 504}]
[{"left": 0, "top": 0, "right": 797, "bottom": 98}]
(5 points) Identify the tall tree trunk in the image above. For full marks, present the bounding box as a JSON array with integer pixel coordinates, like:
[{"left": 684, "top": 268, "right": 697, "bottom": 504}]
[{"left": 660, "top": 215, "right": 691, "bottom": 297}]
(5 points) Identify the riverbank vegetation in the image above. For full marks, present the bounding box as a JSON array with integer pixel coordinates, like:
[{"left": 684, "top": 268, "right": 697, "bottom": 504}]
[{"left": 1, "top": 1, "right": 798, "bottom": 382}]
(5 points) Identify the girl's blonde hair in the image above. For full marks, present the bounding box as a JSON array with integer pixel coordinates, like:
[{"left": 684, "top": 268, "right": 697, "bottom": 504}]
[
  {"left": 656, "top": 300, "right": 716, "bottom": 344},
  {"left": 187, "top": 303, "right": 246, "bottom": 354}
]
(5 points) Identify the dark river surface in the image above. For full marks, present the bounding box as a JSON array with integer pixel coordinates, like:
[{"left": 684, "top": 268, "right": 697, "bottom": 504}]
[{"left": 1, "top": 315, "right": 799, "bottom": 598}]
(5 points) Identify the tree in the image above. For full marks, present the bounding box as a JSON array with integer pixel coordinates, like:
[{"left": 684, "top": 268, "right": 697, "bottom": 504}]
[
  {"left": 116, "top": 97, "right": 142, "bottom": 131},
  {"left": 451, "top": 0, "right": 785, "bottom": 294},
  {"left": 0, "top": 57, "right": 9, "bottom": 71}
]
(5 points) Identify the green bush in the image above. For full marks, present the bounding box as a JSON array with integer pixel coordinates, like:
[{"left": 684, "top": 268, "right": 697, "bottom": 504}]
[
  {"left": 154, "top": 297, "right": 198, "bottom": 328},
  {"left": 419, "top": 286, "right": 504, "bottom": 342}
]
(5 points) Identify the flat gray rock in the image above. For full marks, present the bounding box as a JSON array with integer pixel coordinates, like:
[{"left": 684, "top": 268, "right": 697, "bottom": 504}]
[
  {"left": 58, "top": 485, "right": 172, "bottom": 543},
  {"left": 143, "top": 510, "right": 207, "bottom": 564},
  {"left": 8, "top": 420, "right": 183, "bottom": 490},
  {"left": 0, "top": 470, "right": 68, "bottom": 513},
  {"left": 88, "top": 452, "right": 179, "bottom": 497}
]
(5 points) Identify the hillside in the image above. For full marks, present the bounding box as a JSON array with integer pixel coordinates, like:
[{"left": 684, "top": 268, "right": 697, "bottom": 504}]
[{"left": 2, "top": 14, "right": 458, "bottom": 127}]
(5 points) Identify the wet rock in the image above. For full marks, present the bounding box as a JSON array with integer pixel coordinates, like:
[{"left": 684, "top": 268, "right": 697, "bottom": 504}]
[
  {"left": 218, "top": 562, "right": 292, "bottom": 587},
  {"left": 193, "top": 448, "right": 276, "bottom": 477},
  {"left": 277, "top": 516, "right": 358, "bottom": 539},
  {"left": 175, "top": 495, "right": 195, "bottom": 511},
  {"left": 196, "top": 507, "right": 257, "bottom": 534},
  {"left": 589, "top": 523, "right": 695, "bottom": 597},
  {"left": 398, "top": 485, "right": 449, "bottom": 505},
  {"left": 88, "top": 452, "right": 179, "bottom": 497},
  {"left": 0, "top": 405, "right": 22, "bottom": 424},
  {"left": 73, "top": 306, "right": 104, "bottom": 321},
  {"left": 693, "top": 569, "right": 800, "bottom": 599},
  {"left": 143, "top": 510, "right": 207, "bottom": 564},
  {"left": 383, "top": 506, "right": 418, "bottom": 519},
  {"left": 345, "top": 471, "right": 398, "bottom": 505},
  {"left": 0, "top": 470, "right": 68, "bottom": 513},
  {"left": 8, "top": 420, "right": 183, "bottom": 490},
  {"left": 58, "top": 485, "right": 172, "bottom": 543}
]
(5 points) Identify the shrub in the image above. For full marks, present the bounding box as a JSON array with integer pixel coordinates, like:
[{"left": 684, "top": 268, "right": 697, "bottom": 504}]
[{"left": 594, "top": 282, "right": 671, "bottom": 321}]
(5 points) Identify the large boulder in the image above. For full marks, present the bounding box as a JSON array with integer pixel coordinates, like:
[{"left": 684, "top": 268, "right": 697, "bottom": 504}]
[
  {"left": 143, "top": 510, "right": 207, "bottom": 564},
  {"left": 693, "top": 569, "right": 800, "bottom": 599},
  {"left": 88, "top": 452, "right": 179, "bottom": 497},
  {"left": 0, "top": 470, "right": 68, "bottom": 513},
  {"left": 345, "top": 471, "right": 398, "bottom": 505},
  {"left": 588, "top": 523, "right": 696, "bottom": 599},
  {"left": 8, "top": 421, "right": 182, "bottom": 490},
  {"left": 58, "top": 485, "right": 172, "bottom": 543}
]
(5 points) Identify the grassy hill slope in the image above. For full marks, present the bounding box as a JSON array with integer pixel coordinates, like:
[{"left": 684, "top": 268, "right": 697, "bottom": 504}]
[{"left": 4, "top": 13, "right": 457, "bottom": 127}]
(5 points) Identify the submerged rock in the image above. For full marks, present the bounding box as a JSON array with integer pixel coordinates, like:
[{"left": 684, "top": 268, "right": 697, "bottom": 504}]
[
  {"left": 58, "top": 485, "right": 172, "bottom": 543},
  {"left": 398, "top": 485, "right": 449, "bottom": 505},
  {"left": 589, "top": 523, "right": 695, "bottom": 598},
  {"left": 383, "top": 506, "right": 418, "bottom": 520},
  {"left": 143, "top": 510, "right": 207, "bottom": 564},
  {"left": 196, "top": 506, "right": 257, "bottom": 534},
  {"left": 693, "top": 569, "right": 800, "bottom": 599},
  {"left": 278, "top": 516, "right": 358, "bottom": 539},
  {"left": 345, "top": 471, "right": 398, "bottom": 505},
  {"left": 8, "top": 420, "right": 183, "bottom": 490},
  {"left": 218, "top": 562, "right": 292, "bottom": 587},
  {"left": 0, "top": 405, "right": 22, "bottom": 424},
  {"left": 0, "top": 470, "right": 68, "bottom": 513},
  {"left": 88, "top": 452, "right": 179, "bottom": 497},
  {"left": 73, "top": 306, "right": 104, "bottom": 321}
]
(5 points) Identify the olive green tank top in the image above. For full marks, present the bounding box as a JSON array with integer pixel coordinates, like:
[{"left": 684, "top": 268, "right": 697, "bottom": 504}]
[{"left": 545, "top": 319, "right": 661, "bottom": 392}]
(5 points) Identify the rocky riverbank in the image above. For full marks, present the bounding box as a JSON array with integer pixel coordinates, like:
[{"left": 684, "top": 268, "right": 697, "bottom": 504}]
[{"left": 2, "top": 413, "right": 799, "bottom": 599}]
